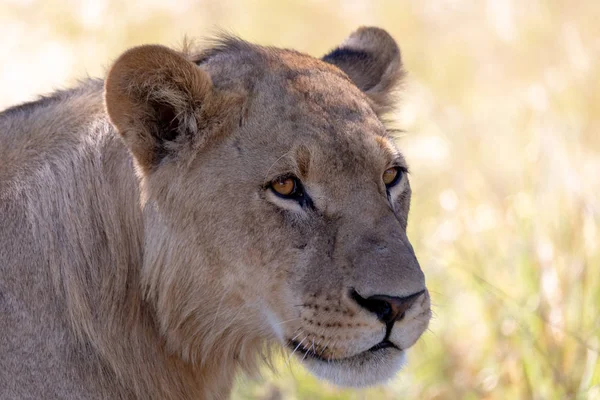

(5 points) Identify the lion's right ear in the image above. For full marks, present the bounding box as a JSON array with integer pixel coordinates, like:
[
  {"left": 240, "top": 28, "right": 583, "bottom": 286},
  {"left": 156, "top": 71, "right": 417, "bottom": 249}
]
[{"left": 105, "top": 45, "right": 227, "bottom": 173}]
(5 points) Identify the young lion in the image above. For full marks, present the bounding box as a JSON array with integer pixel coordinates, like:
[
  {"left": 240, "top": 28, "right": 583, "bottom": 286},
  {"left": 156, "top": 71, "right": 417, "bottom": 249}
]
[{"left": 0, "top": 27, "right": 431, "bottom": 399}]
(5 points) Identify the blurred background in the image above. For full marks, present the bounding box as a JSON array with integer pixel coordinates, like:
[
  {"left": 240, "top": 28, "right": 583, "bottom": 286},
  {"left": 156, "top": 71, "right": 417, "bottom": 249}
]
[{"left": 2, "top": 0, "right": 599, "bottom": 398}]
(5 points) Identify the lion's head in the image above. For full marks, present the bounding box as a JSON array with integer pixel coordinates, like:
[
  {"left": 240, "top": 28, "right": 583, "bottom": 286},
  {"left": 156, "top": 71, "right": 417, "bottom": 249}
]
[{"left": 104, "top": 27, "right": 430, "bottom": 387}]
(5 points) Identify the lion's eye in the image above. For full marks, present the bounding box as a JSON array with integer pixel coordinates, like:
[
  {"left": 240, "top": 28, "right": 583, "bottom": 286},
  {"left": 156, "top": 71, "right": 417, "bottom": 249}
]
[
  {"left": 383, "top": 167, "right": 402, "bottom": 187},
  {"left": 271, "top": 176, "right": 300, "bottom": 198}
]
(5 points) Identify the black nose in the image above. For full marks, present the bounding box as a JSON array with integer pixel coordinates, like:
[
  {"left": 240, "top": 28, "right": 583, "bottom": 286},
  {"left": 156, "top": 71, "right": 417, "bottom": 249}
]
[{"left": 350, "top": 289, "right": 425, "bottom": 324}]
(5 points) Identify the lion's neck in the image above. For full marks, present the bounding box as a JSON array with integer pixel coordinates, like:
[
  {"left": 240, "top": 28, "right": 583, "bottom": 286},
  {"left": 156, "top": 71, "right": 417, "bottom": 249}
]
[{"left": 52, "top": 120, "right": 238, "bottom": 399}]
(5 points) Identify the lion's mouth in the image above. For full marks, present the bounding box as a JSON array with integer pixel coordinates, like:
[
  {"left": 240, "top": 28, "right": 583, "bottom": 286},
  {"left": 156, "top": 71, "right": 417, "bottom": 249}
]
[
  {"left": 288, "top": 339, "right": 399, "bottom": 363},
  {"left": 367, "top": 340, "right": 397, "bottom": 352}
]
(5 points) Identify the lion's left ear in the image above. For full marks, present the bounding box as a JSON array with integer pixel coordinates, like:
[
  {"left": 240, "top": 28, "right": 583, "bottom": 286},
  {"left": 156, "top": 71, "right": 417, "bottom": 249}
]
[{"left": 322, "top": 27, "right": 404, "bottom": 115}]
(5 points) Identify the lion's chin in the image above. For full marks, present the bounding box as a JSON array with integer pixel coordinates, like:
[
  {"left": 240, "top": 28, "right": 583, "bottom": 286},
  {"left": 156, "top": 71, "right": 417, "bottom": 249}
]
[{"left": 292, "top": 343, "right": 407, "bottom": 387}]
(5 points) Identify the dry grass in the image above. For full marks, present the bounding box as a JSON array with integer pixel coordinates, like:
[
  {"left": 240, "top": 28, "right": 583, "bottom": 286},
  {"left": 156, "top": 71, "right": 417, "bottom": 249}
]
[{"left": 2, "top": 0, "right": 598, "bottom": 398}]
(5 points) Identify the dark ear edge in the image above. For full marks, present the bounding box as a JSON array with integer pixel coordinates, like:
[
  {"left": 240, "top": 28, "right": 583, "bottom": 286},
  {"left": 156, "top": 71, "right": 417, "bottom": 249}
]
[
  {"left": 104, "top": 45, "right": 215, "bottom": 172},
  {"left": 322, "top": 27, "right": 404, "bottom": 115}
]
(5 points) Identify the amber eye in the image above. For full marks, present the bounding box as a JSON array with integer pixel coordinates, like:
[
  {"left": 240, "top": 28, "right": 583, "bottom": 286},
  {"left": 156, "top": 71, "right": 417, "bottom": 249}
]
[
  {"left": 383, "top": 167, "right": 401, "bottom": 187},
  {"left": 271, "top": 176, "right": 298, "bottom": 197}
]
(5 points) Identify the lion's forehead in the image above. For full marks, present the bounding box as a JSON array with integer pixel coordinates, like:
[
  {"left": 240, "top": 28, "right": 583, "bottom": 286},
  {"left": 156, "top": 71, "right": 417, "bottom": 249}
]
[
  {"left": 255, "top": 74, "right": 389, "bottom": 166},
  {"left": 202, "top": 45, "right": 381, "bottom": 125}
]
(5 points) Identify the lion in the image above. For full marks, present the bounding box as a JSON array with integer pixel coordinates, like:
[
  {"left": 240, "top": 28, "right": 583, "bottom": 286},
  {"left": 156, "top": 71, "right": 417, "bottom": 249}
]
[{"left": 0, "top": 27, "right": 431, "bottom": 399}]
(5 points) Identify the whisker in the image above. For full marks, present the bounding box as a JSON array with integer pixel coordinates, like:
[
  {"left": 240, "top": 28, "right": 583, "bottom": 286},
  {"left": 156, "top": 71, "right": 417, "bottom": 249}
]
[
  {"left": 314, "top": 338, "right": 322, "bottom": 350},
  {"left": 276, "top": 317, "right": 301, "bottom": 326},
  {"left": 287, "top": 336, "right": 306, "bottom": 365},
  {"left": 301, "top": 345, "right": 310, "bottom": 362},
  {"left": 425, "top": 327, "right": 438, "bottom": 338},
  {"left": 264, "top": 151, "right": 293, "bottom": 181},
  {"left": 290, "top": 330, "right": 303, "bottom": 342},
  {"left": 319, "top": 341, "right": 329, "bottom": 356}
]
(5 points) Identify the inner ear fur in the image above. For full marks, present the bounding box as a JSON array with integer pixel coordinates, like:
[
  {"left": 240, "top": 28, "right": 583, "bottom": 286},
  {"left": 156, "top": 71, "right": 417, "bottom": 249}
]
[
  {"left": 322, "top": 27, "right": 404, "bottom": 116},
  {"left": 104, "top": 44, "right": 235, "bottom": 173}
]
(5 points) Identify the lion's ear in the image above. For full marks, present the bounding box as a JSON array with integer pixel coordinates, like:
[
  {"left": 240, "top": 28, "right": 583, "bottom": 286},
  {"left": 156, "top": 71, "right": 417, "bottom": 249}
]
[
  {"left": 105, "top": 45, "right": 222, "bottom": 173},
  {"left": 322, "top": 27, "right": 403, "bottom": 115}
]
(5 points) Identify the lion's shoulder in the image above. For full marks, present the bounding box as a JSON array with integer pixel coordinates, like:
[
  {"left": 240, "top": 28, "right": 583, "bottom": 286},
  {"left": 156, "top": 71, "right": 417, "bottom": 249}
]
[{"left": 0, "top": 79, "right": 111, "bottom": 192}]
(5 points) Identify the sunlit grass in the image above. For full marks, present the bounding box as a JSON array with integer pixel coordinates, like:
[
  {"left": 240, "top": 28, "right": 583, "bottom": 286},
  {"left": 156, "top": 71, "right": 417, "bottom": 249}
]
[{"left": 2, "top": 0, "right": 599, "bottom": 398}]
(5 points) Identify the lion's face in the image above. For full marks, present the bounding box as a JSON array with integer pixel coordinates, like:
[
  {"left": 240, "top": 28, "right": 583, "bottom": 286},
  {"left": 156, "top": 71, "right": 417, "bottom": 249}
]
[{"left": 105, "top": 27, "right": 430, "bottom": 387}]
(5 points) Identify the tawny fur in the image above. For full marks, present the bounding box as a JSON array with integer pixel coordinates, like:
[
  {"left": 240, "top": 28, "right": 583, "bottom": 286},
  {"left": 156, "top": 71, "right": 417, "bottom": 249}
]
[{"left": 0, "top": 27, "right": 430, "bottom": 399}]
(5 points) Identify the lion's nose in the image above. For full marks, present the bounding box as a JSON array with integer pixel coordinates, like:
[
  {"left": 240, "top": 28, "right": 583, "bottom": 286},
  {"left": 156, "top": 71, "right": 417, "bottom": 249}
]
[{"left": 350, "top": 289, "right": 425, "bottom": 324}]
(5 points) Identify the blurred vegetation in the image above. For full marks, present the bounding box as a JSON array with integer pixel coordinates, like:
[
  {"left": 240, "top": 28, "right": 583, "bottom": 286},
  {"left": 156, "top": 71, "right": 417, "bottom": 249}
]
[{"left": 2, "top": 0, "right": 599, "bottom": 399}]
